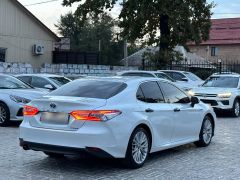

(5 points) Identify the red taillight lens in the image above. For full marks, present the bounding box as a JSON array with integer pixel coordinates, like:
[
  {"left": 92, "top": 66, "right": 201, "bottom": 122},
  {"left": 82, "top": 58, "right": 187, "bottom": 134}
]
[
  {"left": 70, "top": 110, "right": 121, "bottom": 122},
  {"left": 23, "top": 105, "right": 39, "bottom": 116}
]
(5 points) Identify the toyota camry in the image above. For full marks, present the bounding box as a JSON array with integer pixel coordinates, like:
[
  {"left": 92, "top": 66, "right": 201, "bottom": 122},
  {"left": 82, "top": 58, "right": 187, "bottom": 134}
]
[{"left": 19, "top": 77, "right": 216, "bottom": 168}]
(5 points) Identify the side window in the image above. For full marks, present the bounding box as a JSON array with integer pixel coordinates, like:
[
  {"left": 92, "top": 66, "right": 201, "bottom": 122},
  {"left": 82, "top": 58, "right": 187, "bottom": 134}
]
[
  {"left": 137, "top": 81, "right": 164, "bottom": 103},
  {"left": 18, "top": 76, "right": 32, "bottom": 85},
  {"left": 31, "top": 77, "right": 51, "bottom": 88},
  {"left": 160, "top": 82, "right": 189, "bottom": 104},
  {"left": 136, "top": 88, "right": 145, "bottom": 101},
  {"left": 0, "top": 48, "right": 6, "bottom": 62},
  {"left": 172, "top": 72, "right": 185, "bottom": 81},
  {"left": 164, "top": 72, "right": 173, "bottom": 78}
]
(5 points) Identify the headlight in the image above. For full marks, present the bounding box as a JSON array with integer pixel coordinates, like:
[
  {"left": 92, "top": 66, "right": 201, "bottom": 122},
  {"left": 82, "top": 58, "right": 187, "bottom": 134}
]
[
  {"left": 188, "top": 90, "right": 195, "bottom": 96},
  {"left": 217, "top": 92, "right": 232, "bottom": 98},
  {"left": 10, "top": 95, "right": 31, "bottom": 104}
]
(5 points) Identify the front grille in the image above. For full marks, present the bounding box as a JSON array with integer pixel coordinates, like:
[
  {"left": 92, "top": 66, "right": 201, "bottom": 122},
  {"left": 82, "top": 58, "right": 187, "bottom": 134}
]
[
  {"left": 201, "top": 99, "right": 218, "bottom": 106},
  {"left": 195, "top": 93, "right": 217, "bottom": 97},
  {"left": 221, "top": 100, "right": 230, "bottom": 105}
]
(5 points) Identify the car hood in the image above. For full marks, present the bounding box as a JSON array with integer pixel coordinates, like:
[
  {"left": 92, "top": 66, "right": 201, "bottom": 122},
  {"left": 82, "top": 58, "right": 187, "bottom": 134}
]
[
  {"left": 192, "top": 87, "right": 235, "bottom": 94},
  {"left": 0, "top": 89, "right": 47, "bottom": 100}
]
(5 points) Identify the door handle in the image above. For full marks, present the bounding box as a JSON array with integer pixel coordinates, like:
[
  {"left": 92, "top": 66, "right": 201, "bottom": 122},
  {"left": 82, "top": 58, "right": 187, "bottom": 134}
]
[
  {"left": 145, "top": 108, "right": 154, "bottom": 113},
  {"left": 174, "top": 108, "right": 181, "bottom": 112}
]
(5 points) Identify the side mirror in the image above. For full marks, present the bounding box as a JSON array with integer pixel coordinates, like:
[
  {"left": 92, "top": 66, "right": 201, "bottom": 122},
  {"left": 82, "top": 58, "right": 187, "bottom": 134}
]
[
  {"left": 191, "top": 96, "right": 199, "bottom": 107},
  {"left": 44, "top": 84, "right": 55, "bottom": 90},
  {"left": 181, "top": 77, "right": 188, "bottom": 82}
]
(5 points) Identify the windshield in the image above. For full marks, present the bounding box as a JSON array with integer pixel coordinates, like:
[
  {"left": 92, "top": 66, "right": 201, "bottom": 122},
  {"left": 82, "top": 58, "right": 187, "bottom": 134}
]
[
  {"left": 183, "top": 72, "right": 202, "bottom": 81},
  {"left": 50, "top": 80, "right": 127, "bottom": 99},
  {"left": 154, "top": 73, "right": 176, "bottom": 82},
  {"left": 203, "top": 76, "right": 239, "bottom": 88},
  {"left": 0, "top": 75, "right": 32, "bottom": 89},
  {"left": 49, "top": 77, "right": 71, "bottom": 86}
]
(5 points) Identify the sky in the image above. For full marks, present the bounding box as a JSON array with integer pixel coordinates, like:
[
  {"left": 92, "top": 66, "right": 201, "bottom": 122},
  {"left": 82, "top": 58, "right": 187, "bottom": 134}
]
[{"left": 18, "top": 0, "right": 240, "bottom": 34}]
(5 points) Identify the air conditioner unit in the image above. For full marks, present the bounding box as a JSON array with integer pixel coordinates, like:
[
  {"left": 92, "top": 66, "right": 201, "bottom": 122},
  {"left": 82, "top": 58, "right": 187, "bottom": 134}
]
[{"left": 33, "top": 44, "right": 44, "bottom": 55}]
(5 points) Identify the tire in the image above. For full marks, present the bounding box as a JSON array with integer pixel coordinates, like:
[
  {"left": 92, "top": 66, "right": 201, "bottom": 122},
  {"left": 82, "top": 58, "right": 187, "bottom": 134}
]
[
  {"left": 123, "top": 127, "right": 150, "bottom": 169},
  {"left": 0, "top": 102, "right": 11, "bottom": 127},
  {"left": 231, "top": 99, "right": 240, "bottom": 117},
  {"left": 195, "top": 116, "right": 214, "bottom": 147},
  {"left": 44, "top": 152, "right": 65, "bottom": 158}
]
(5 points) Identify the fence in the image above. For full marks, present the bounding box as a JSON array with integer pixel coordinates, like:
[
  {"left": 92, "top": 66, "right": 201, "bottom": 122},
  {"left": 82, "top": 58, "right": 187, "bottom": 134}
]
[
  {"left": 53, "top": 51, "right": 100, "bottom": 65},
  {"left": 141, "top": 60, "right": 240, "bottom": 79}
]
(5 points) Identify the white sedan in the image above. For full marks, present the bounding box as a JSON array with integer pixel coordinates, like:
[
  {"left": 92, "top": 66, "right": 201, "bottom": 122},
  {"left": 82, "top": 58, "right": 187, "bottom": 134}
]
[{"left": 19, "top": 77, "right": 216, "bottom": 168}]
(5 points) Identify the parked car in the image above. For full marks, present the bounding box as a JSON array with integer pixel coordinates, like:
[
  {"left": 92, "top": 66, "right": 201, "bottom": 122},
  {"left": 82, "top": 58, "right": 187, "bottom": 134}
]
[
  {"left": 159, "top": 70, "right": 204, "bottom": 87},
  {"left": 118, "top": 70, "right": 191, "bottom": 91},
  {"left": 188, "top": 73, "right": 240, "bottom": 117},
  {"left": 20, "top": 77, "right": 216, "bottom": 168},
  {"left": 0, "top": 75, "right": 46, "bottom": 126},
  {"left": 16, "top": 74, "right": 71, "bottom": 91}
]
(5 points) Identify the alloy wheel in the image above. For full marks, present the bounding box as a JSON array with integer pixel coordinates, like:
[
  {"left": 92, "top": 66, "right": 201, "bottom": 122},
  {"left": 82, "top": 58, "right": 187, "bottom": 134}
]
[
  {"left": 202, "top": 118, "right": 213, "bottom": 144},
  {"left": 0, "top": 106, "right": 7, "bottom": 124},
  {"left": 234, "top": 101, "right": 240, "bottom": 116},
  {"left": 132, "top": 131, "right": 149, "bottom": 164}
]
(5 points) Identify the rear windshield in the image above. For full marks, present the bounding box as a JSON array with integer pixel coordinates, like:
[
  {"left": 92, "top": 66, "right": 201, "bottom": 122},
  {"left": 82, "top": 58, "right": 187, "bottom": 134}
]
[
  {"left": 50, "top": 80, "right": 127, "bottom": 99},
  {"left": 49, "top": 77, "right": 71, "bottom": 86},
  {"left": 183, "top": 72, "right": 202, "bottom": 81},
  {"left": 203, "top": 76, "right": 239, "bottom": 88}
]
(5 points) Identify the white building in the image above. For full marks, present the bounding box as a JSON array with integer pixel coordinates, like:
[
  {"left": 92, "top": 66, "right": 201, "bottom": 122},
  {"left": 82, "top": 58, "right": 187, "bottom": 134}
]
[{"left": 0, "top": 0, "right": 59, "bottom": 68}]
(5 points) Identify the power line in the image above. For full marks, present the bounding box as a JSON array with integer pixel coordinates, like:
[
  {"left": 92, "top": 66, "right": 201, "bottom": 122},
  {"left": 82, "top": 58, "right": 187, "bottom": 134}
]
[
  {"left": 214, "top": 13, "right": 240, "bottom": 15},
  {"left": 24, "top": 0, "right": 60, "bottom": 7}
]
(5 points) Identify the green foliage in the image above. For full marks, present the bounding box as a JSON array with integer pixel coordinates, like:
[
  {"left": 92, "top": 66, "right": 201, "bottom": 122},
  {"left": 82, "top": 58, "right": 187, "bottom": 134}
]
[
  {"left": 62, "top": 0, "right": 214, "bottom": 67},
  {"left": 56, "top": 12, "right": 122, "bottom": 65}
]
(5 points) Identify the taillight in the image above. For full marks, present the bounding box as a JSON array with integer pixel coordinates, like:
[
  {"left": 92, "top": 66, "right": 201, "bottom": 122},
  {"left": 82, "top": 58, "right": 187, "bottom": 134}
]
[
  {"left": 70, "top": 110, "right": 122, "bottom": 122},
  {"left": 23, "top": 105, "right": 39, "bottom": 116}
]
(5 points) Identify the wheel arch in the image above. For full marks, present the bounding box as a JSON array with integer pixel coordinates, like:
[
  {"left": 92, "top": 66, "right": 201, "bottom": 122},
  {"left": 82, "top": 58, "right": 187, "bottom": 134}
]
[{"left": 131, "top": 123, "right": 153, "bottom": 151}]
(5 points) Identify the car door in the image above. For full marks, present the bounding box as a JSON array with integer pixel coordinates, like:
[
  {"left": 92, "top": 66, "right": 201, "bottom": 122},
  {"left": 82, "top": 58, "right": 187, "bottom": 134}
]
[
  {"left": 159, "top": 81, "right": 203, "bottom": 142},
  {"left": 136, "top": 81, "right": 174, "bottom": 147}
]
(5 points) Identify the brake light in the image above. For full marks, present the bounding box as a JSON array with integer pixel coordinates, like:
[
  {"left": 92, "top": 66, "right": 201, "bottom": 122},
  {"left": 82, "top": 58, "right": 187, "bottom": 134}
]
[
  {"left": 70, "top": 110, "right": 122, "bottom": 122},
  {"left": 23, "top": 105, "right": 39, "bottom": 116}
]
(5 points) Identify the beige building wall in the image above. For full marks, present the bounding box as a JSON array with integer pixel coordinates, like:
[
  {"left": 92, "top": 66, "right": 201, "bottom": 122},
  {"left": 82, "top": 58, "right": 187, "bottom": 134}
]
[
  {"left": 0, "top": 0, "right": 58, "bottom": 68},
  {"left": 189, "top": 45, "right": 240, "bottom": 63}
]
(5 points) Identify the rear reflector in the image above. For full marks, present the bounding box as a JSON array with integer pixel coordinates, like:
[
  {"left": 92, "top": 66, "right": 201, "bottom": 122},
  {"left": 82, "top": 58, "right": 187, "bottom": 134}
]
[
  {"left": 70, "top": 110, "right": 121, "bottom": 122},
  {"left": 23, "top": 105, "right": 39, "bottom": 116}
]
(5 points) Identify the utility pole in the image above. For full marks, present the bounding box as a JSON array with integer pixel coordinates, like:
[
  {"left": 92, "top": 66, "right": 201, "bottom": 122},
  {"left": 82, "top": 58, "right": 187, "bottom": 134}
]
[{"left": 124, "top": 40, "right": 128, "bottom": 67}]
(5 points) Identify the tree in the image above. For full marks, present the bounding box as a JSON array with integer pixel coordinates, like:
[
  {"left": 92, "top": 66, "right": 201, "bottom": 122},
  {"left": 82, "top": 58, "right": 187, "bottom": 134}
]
[
  {"left": 56, "top": 12, "right": 122, "bottom": 65},
  {"left": 62, "top": 0, "right": 214, "bottom": 68}
]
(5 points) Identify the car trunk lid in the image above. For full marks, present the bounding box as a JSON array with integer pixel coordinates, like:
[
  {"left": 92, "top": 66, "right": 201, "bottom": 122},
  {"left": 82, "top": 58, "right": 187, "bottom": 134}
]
[{"left": 28, "top": 96, "right": 107, "bottom": 131}]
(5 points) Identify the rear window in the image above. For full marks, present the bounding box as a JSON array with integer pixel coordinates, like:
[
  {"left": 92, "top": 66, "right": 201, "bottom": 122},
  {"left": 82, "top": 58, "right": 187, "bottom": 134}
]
[
  {"left": 50, "top": 80, "right": 127, "bottom": 99},
  {"left": 49, "top": 77, "right": 71, "bottom": 86}
]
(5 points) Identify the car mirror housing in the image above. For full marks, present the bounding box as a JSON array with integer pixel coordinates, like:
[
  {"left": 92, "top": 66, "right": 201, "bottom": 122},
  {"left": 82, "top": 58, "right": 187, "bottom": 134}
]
[
  {"left": 181, "top": 78, "right": 188, "bottom": 82},
  {"left": 44, "top": 84, "right": 55, "bottom": 90},
  {"left": 191, "top": 96, "right": 199, "bottom": 107}
]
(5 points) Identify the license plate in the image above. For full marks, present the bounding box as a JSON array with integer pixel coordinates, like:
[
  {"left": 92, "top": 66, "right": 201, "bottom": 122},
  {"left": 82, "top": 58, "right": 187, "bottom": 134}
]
[{"left": 40, "top": 112, "right": 69, "bottom": 125}]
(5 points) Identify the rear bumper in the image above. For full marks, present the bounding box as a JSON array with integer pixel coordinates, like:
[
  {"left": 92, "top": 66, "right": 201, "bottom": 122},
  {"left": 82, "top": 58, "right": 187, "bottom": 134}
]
[
  {"left": 19, "top": 120, "right": 128, "bottom": 158},
  {"left": 19, "top": 139, "right": 113, "bottom": 158}
]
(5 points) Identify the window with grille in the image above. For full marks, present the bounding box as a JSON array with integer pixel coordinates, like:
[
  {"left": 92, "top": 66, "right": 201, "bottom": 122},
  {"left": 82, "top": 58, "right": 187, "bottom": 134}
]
[{"left": 0, "top": 48, "right": 6, "bottom": 62}]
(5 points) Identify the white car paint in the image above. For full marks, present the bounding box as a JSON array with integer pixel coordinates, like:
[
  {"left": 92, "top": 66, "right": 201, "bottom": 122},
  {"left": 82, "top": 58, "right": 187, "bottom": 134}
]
[
  {"left": 159, "top": 70, "right": 204, "bottom": 88},
  {"left": 189, "top": 74, "right": 240, "bottom": 111},
  {"left": 19, "top": 77, "right": 216, "bottom": 166},
  {"left": 0, "top": 75, "right": 46, "bottom": 124}
]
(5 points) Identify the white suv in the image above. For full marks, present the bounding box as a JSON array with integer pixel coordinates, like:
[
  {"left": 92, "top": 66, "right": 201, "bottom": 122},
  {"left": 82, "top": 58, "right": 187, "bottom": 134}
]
[{"left": 189, "top": 73, "right": 240, "bottom": 117}]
